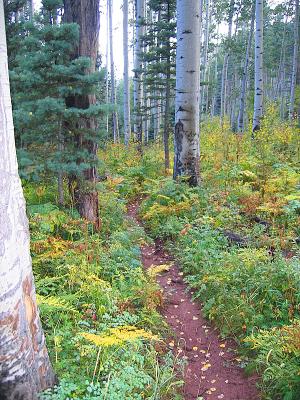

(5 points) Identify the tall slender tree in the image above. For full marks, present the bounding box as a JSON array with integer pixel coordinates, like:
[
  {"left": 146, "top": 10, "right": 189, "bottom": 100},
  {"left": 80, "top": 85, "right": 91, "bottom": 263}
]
[
  {"left": 108, "top": 0, "right": 119, "bottom": 143},
  {"left": 123, "top": 0, "right": 131, "bottom": 145},
  {"left": 289, "top": 0, "right": 299, "bottom": 120},
  {"left": 0, "top": 2, "right": 55, "bottom": 398},
  {"left": 237, "top": 3, "right": 255, "bottom": 132},
  {"left": 253, "top": 0, "right": 264, "bottom": 132},
  {"left": 133, "top": 0, "right": 145, "bottom": 152},
  {"left": 173, "top": 0, "right": 201, "bottom": 186},
  {"left": 220, "top": 0, "right": 235, "bottom": 124}
]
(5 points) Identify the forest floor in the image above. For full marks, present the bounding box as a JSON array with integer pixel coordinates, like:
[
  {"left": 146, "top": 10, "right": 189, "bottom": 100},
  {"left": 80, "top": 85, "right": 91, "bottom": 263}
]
[{"left": 127, "top": 200, "right": 260, "bottom": 400}]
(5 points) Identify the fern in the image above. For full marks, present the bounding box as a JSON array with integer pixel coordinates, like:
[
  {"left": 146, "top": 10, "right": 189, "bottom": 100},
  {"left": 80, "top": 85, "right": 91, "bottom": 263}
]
[{"left": 37, "top": 295, "right": 78, "bottom": 314}]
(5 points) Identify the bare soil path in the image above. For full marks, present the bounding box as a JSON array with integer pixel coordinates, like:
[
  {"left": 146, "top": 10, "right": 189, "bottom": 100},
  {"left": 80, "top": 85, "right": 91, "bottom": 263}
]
[{"left": 127, "top": 201, "right": 260, "bottom": 400}]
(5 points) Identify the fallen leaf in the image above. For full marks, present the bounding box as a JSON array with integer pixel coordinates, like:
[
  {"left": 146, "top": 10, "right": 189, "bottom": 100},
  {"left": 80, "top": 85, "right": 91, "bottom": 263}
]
[{"left": 201, "top": 363, "right": 211, "bottom": 371}]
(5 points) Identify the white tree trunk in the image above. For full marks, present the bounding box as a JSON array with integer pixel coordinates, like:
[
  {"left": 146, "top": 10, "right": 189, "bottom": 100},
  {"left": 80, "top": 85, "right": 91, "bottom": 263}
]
[
  {"left": 289, "top": 0, "right": 299, "bottom": 120},
  {"left": 108, "top": 0, "right": 119, "bottom": 143},
  {"left": 123, "top": 0, "right": 131, "bottom": 145},
  {"left": 237, "top": 5, "right": 254, "bottom": 132},
  {"left": 106, "top": 0, "right": 110, "bottom": 138},
  {"left": 253, "top": 0, "right": 264, "bottom": 132},
  {"left": 173, "top": 0, "right": 201, "bottom": 186},
  {"left": 200, "top": 0, "right": 210, "bottom": 117},
  {"left": 133, "top": 0, "right": 144, "bottom": 150},
  {"left": 0, "top": 2, "right": 55, "bottom": 398},
  {"left": 220, "top": 0, "right": 234, "bottom": 125}
]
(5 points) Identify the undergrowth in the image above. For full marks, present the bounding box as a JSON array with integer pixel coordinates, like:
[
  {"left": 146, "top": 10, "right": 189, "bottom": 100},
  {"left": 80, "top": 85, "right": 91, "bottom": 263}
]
[
  {"left": 104, "top": 112, "right": 299, "bottom": 400},
  {"left": 26, "top": 109, "right": 299, "bottom": 400},
  {"left": 25, "top": 176, "right": 183, "bottom": 399}
]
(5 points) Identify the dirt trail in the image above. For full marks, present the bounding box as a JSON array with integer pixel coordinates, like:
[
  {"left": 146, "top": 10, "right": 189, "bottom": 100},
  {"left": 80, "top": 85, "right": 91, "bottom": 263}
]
[{"left": 127, "top": 201, "right": 260, "bottom": 400}]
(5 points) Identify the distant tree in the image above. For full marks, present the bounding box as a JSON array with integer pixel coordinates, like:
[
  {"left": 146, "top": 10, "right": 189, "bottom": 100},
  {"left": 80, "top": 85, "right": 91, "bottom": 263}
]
[
  {"left": 108, "top": 0, "right": 120, "bottom": 143},
  {"left": 0, "top": 2, "right": 55, "bottom": 398},
  {"left": 144, "top": 0, "right": 176, "bottom": 167},
  {"left": 133, "top": 0, "right": 145, "bottom": 152}
]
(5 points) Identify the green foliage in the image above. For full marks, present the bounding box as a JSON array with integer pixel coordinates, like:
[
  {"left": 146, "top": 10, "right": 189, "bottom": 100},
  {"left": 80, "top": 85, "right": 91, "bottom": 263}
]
[
  {"left": 25, "top": 179, "right": 182, "bottom": 399},
  {"left": 6, "top": 3, "right": 105, "bottom": 183},
  {"left": 245, "top": 321, "right": 300, "bottom": 400},
  {"left": 138, "top": 111, "right": 299, "bottom": 399}
]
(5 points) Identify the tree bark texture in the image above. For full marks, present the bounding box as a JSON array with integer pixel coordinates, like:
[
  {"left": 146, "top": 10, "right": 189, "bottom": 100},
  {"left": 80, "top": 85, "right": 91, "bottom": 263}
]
[
  {"left": 289, "top": 0, "right": 299, "bottom": 120},
  {"left": 0, "top": 2, "right": 56, "bottom": 398},
  {"left": 108, "top": 0, "right": 119, "bottom": 143},
  {"left": 173, "top": 0, "right": 201, "bottom": 186},
  {"left": 252, "top": 0, "right": 264, "bottom": 132},
  {"left": 220, "top": 0, "right": 234, "bottom": 124},
  {"left": 237, "top": 4, "right": 254, "bottom": 132},
  {"left": 133, "top": 0, "right": 144, "bottom": 152},
  {"left": 123, "top": 0, "right": 131, "bottom": 145},
  {"left": 63, "top": 0, "right": 101, "bottom": 230}
]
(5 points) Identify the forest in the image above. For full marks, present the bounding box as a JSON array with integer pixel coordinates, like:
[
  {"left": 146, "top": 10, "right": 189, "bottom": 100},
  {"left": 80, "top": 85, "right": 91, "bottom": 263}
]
[{"left": 0, "top": 0, "right": 299, "bottom": 399}]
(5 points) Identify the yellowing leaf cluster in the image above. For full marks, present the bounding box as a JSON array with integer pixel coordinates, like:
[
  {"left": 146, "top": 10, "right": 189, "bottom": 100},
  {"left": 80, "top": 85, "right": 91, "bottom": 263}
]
[{"left": 80, "top": 325, "right": 158, "bottom": 347}]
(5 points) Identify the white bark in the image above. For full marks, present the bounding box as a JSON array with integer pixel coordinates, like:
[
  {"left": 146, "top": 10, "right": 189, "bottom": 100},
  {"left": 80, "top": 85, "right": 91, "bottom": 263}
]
[
  {"left": 253, "top": 0, "right": 264, "bottom": 132},
  {"left": 108, "top": 0, "right": 119, "bottom": 143},
  {"left": 237, "top": 5, "right": 254, "bottom": 132},
  {"left": 200, "top": 0, "right": 210, "bottom": 116},
  {"left": 0, "top": 2, "right": 55, "bottom": 397},
  {"left": 220, "top": 0, "right": 234, "bottom": 124},
  {"left": 289, "top": 0, "right": 299, "bottom": 120},
  {"left": 173, "top": 0, "right": 201, "bottom": 186},
  {"left": 106, "top": 0, "right": 109, "bottom": 138},
  {"left": 133, "top": 0, "right": 144, "bottom": 149},
  {"left": 123, "top": 0, "right": 131, "bottom": 145}
]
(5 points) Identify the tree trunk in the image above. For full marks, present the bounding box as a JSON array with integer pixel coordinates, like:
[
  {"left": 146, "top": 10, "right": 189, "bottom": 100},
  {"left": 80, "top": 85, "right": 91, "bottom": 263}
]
[
  {"left": 200, "top": 0, "right": 210, "bottom": 117},
  {"left": 28, "top": 0, "right": 33, "bottom": 20},
  {"left": 123, "top": 0, "right": 131, "bottom": 145},
  {"left": 63, "top": 0, "right": 101, "bottom": 230},
  {"left": 253, "top": 0, "right": 264, "bottom": 132},
  {"left": 173, "top": 0, "right": 201, "bottom": 186},
  {"left": 106, "top": 0, "right": 109, "bottom": 138},
  {"left": 0, "top": 3, "right": 56, "bottom": 398},
  {"left": 108, "top": 0, "right": 119, "bottom": 143},
  {"left": 289, "top": 0, "right": 299, "bottom": 120},
  {"left": 133, "top": 0, "right": 144, "bottom": 153},
  {"left": 220, "top": 0, "right": 234, "bottom": 125},
  {"left": 237, "top": 4, "right": 254, "bottom": 132}
]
